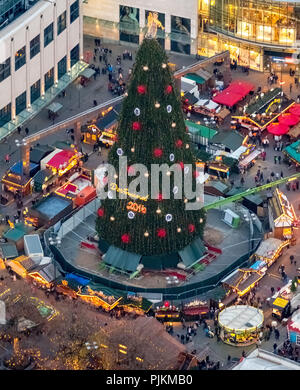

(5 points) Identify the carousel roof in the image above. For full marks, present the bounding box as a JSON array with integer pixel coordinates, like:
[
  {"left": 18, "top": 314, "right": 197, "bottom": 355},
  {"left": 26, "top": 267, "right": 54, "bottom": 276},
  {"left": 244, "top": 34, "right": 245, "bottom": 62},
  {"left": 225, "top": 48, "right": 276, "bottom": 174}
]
[{"left": 218, "top": 305, "right": 263, "bottom": 331}]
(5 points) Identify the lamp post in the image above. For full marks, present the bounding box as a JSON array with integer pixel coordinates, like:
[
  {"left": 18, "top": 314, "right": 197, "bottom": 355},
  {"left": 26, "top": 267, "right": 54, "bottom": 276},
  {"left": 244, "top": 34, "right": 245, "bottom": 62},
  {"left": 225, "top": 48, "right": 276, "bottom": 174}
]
[
  {"left": 15, "top": 139, "right": 27, "bottom": 178},
  {"left": 48, "top": 234, "right": 61, "bottom": 280},
  {"left": 244, "top": 211, "right": 257, "bottom": 253},
  {"left": 77, "top": 83, "right": 83, "bottom": 108}
]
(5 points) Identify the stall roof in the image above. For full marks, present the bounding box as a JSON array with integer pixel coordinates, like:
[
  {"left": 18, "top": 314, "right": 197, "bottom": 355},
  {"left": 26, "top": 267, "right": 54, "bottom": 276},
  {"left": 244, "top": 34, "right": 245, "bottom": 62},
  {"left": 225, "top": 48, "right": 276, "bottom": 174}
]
[
  {"left": 288, "top": 310, "right": 300, "bottom": 333},
  {"left": 184, "top": 92, "right": 198, "bottom": 105},
  {"left": 65, "top": 273, "right": 90, "bottom": 287},
  {"left": 40, "top": 148, "right": 63, "bottom": 170},
  {"left": 30, "top": 145, "right": 54, "bottom": 164},
  {"left": 243, "top": 194, "right": 264, "bottom": 206},
  {"left": 213, "top": 90, "right": 242, "bottom": 107},
  {"left": 178, "top": 237, "right": 206, "bottom": 268},
  {"left": 208, "top": 181, "right": 229, "bottom": 194},
  {"left": 46, "top": 149, "right": 76, "bottom": 169},
  {"left": 10, "top": 161, "right": 39, "bottom": 175},
  {"left": 288, "top": 122, "right": 300, "bottom": 139},
  {"left": 3, "top": 223, "right": 33, "bottom": 242},
  {"left": 0, "top": 243, "right": 18, "bottom": 259},
  {"left": 34, "top": 263, "right": 61, "bottom": 283},
  {"left": 233, "top": 349, "right": 300, "bottom": 370},
  {"left": 255, "top": 238, "right": 284, "bottom": 258},
  {"left": 103, "top": 246, "right": 141, "bottom": 273},
  {"left": 239, "top": 149, "right": 262, "bottom": 168},
  {"left": 96, "top": 103, "right": 122, "bottom": 130},
  {"left": 181, "top": 80, "right": 196, "bottom": 93},
  {"left": 269, "top": 189, "right": 295, "bottom": 225},
  {"left": 185, "top": 120, "right": 218, "bottom": 139},
  {"left": 211, "top": 131, "right": 244, "bottom": 151},
  {"left": 33, "top": 169, "right": 53, "bottom": 186},
  {"left": 184, "top": 72, "right": 206, "bottom": 85},
  {"left": 284, "top": 139, "right": 300, "bottom": 163},
  {"left": 47, "top": 102, "right": 63, "bottom": 114},
  {"left": 80, "top": 68, "right": 96, "bottom": 79},
  {"left": 245, "top": 88, "right": 282, "bottom": 115},
  {"left": 218, "top": 305, "right": 263, "bottom": 330}
]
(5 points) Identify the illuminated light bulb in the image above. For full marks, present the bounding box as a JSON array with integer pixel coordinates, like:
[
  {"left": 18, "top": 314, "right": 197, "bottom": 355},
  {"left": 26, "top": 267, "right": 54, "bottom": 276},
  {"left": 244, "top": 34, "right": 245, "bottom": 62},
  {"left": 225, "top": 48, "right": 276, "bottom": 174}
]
[
  {"left": 110, "top": 216, "right": 115, "bottom": 221},
  {"left": 162, "top": 63, "right": 167, "bottom": 68},
  {"left": 144, "top": 172, "right": 149, "bottom": 177},
  {"left": 144, "top": 231, "right": 149, "bottom": 237},
  {"left": 143, "top": 66, "right": 149, "bottom": 71},
  {"left": 124, "top": 92, "right": 128, "bottom": 97},
  {"left": 199, "top": 218, "right": 203, "bottom": 223},
  {"left": 184, "top": 198, "right": 188, "bottom": 203},
  {"left": 186, "top": 144, "right": 190, "bottom": 149},
  {"left": 171, "top": 122, "right": 176, "bottom": 128},
  {"left": 197, "top": 197, "right": 201, "bottom": 202},
  {"left": 156, "top": 208, "right": 161, "bottom": 214},
  {"left": 131, "top": 147, "right": 135, "bottom": 152},
  {"left": 177, "top": 227, "right": 181, "bottom": 233},
  {"left": 166, "top": 171, "right": 171, "bottom": 176},
  {"left": 155, "top": 102, "right": 160, "bottom": 108},
  {"left": 114, "top": 174, "right": 118, "bottom": 179}
]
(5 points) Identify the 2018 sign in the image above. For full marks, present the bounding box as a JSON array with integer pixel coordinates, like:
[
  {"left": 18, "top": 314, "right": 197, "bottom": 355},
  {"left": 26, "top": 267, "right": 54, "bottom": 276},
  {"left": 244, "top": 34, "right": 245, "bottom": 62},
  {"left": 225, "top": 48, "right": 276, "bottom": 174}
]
[{"left": 126, "top": 201, "right": 147, "bottom": 214}]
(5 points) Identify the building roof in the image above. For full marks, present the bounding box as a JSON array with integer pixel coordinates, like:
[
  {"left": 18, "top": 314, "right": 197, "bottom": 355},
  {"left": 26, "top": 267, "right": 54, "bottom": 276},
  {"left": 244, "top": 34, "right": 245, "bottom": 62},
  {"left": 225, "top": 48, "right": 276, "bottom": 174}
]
[
  {"left": 30, "top": 145, "right": 54, "bottom": 164},
  {"left": 255, "top": 238, "right": 284, "bottom": 258},
  {"left": 218, "top": 305, "right": 264, "bottom": 331},
  {"left": 0, "top": 243, "right": 18, "bottom": 259},
  {"left": 96, "top": 103, "right": 122, "bottom": 130},
  {"left": 32, "top": 168, "right": 53, "bottom": 185},
  {"left": 184, "top": 72, "right": 206, "bottom": 85},
  {"left": 233, "top": 349, "right": 300, "bottom": 370},
  {"left": 211, "top": 131, "right": 244, "bottom": 151},
  {"left": 246, "top": 87, "right": 282, "bottom": 115},
  {"left": 10, "top": 161, "right": 39, "bottom": 175},
  {"left": 221, "top": 268, "right": 263, "bottom": 293},
  {"left": 269, "top": 189, "right": 295, "bottom": 226},
  {"left": 35, "top": 263, "right": 61, "bottom": 283},
  {"left": 243, "top": 194, "right": 264, "bottom": 206},
  {"left": 3, "top": 223, "right": 33, "bottom": 242},
  {"left": 103, "top": 246, "right": 141, "bottom": 273},
  {"left": 46, "top": 149, "right": 76, "bottom": 169},
  {"left": 178, "top": 237, "right": 206, "bottom": 268}
]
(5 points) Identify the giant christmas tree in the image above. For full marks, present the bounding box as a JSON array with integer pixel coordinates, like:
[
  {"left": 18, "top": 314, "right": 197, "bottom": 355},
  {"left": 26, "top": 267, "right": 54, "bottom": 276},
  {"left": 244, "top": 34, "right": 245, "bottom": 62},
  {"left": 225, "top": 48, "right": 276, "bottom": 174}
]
[{"left": 96, "top": 38, "right": 206, "bottom": 262}]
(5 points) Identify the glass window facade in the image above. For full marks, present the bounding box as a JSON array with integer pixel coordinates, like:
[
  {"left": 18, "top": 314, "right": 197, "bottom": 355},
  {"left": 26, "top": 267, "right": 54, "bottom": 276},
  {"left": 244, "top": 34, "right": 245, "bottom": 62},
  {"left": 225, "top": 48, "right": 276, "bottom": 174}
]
[
  {"left": 58, "top": 56, "right": 67, "bottom": 79},
  {"left": 30, "top": 34, "right": 40, "bottom": 59},
  {"left": 15, "top": 46, "right": 26, "bottom": 71},
  {"left": 70, "top": 44, "right": 79, "bottom": 67},
  {"left": 30, "top": 79, "right": 40, "bottom": 103},
  {"left": 58, "top": 11, "right": 66, "bottom": 35},
  {"left": 0, "top": 103, "right": 11, "bottom": 126},
  {"left": 44, "top": 67, "right": 54, "bottom": 91},
  {"left": 44, "top": 22, "right": 54, "bottom": 47},
  {"left": 16, "top": 90, "right": 26, "bottom": 115},
  {"left": 0, "top": 58, "right": 11, "bottom": 82},
  {"left": 70, "top": 0, "right": 79, "bottom": 24},
  {"left": 209, "top": 0, "right": 300, "bottom": 47}
]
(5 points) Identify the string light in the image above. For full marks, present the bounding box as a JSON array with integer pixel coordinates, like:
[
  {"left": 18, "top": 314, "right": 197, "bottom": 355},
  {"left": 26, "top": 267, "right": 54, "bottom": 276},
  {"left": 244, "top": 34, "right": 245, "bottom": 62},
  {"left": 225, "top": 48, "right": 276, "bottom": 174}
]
[
  {"left": 177, "top": 227, "right": 181, "bottom": 233},
  {"left": 131, "top": 147, "right": 135, "bottom": 152},
  {"left": 184, "top": 198, "right": 188, "bottom": 203},
  {"left": 114, "top": 174, "right": 118, "bottom": 179},
  {"left": 156, "top": 208, "right": 161, "bottom": 214},
  {"left": 166, "top": 171, "right": 171, "bottom": 176},
  {"left": 199, "top": 218, "right": 203, "bottom": 223},
  {"left": 162, "top": 63, "right": 167, "bottom": 68},
  {"left": 185, "top": 144, "right": 190, "bottom": 149},
  {"left": 143, "top": 66, "right": 149, "bottom": 71},
  {"left": 171, "top": 122, "right": 176, "bottom": 128},
  {"left": 144, "top": 172, "right": 149, "bottom": 177},
  {"left": 155, "top": 102, "right": 160, "bottom": 108},
  {"left": 110, "top": 216, "right": 115, "bottom": 221},
  {"left": 144, "top": 231, "right": 149, "bottom": 237}
]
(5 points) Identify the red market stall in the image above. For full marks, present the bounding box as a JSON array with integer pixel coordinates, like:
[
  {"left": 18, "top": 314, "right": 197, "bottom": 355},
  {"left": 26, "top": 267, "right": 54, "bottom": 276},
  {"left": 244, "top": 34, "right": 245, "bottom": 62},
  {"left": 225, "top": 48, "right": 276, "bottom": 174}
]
[
  {"left": 226, "top": 80, "right": 254, "bottom": 98},
  {"left": 289, "top": 103, "right": 300, "bottom": 116},
  {"left": 46, "top": 149, "right": 79, "bottom": 176},
  {"left": 213, "top": 91, "right": 243, "bottom": 107},
  {"left": 267, "top": 122, "right": 290, "bottom": 136},
  {"left": 278, "top": 113, "right": 300, "bottom": 126}
]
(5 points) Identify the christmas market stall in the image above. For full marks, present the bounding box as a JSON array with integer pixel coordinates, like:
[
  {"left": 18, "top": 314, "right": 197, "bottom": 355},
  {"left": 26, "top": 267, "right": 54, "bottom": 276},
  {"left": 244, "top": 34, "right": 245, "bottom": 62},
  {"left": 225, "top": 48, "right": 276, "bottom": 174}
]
[
  {"left": 44, "top": 149, "right": 80, "bottom": 177},
  {"left": 77, "top": 282, "right": 123, "bottom": 311},
  {"left": 253, "top": 237, "right": 289, "bottom": 267},
  {"left": 283, "top": 139, "right": 300, "bottom": 167},
  {"left": 232, "top": 88, "right": 294, "bottom": 131},
  {"left": 186, "top": 120, "right": 218, "bottom": 148},
  {"left": 118, "top": 292, "right": 153, "bottom": 315},
  {"left": 212, "top": 80, "right": 254, "bottom": 108},
  {"left": 221, "top": 268, "right": 263, "bottom": 297},
  {"left": 32, "top": 168, "right": 55, "bottom": 193},
  {"left": 287, "top": 310, "right": 300, "bottom": 345},
  {"left": 155, "top": 302, "right": 181, "bottom": 322},
  {"left": 1, "top": 161, "right": 39, "bottom": 196},
  {"left": 3, "top": 223, "right": 34, "bottom": 251},
  {"left": 218, "top": 305, "right": 264, "bottom": 346},
  {"left": 82, "top": 103, "right": 121, "bottom": 145},
  {"left": 5, "top": 255, "right": 36, "bottom": 279},
  {"left": 55, "top": 273, "right": 90, "bottom": 299},
  {"left": 182, "top": 300, "right": 210, "bottom": 320},
  {"left": 28, "top": 193, "right": 73, "bottom": 228},
  {"left": 271, "top": 296, "right": 291, "bottom": 321},
  {"left": 55, "top": 173, "right": 96, "bottom": 207},
  {"left": 27, "top": 263, "right": 61, "bottom": 290},
  {"left": 268, "top": 189, "right": 297, "bottom": 240}
]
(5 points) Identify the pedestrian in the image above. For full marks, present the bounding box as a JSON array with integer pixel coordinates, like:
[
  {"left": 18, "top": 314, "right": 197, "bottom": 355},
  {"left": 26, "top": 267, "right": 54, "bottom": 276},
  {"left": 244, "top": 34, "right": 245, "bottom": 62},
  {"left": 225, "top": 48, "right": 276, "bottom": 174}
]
[
  {"left": 274, "top": 156, "right": 277, "bottom": 164},
  {"left": 290, "top": 255, "right": 294, "bottom": 264},
  {"left": 273, "top": 343, "right": 278, "bottom": 353},
  {"left": 93, "top": 100, "right": 98, "bottom": 106},
  {"left": 17, "top": 126, "right": 21, "bottom": 134},
  {"left": 281, "top": 171, "right": 284, "bottom": 178},
  {"left": 275, "top": 329, "right": 280, "bottom": 340},
  {"left": 5, "top": 154, "right": 10, "bottom": 163},
  {"left": 240, "top": 176, "right": 245, "bottom": 186},
  {"left": 276, "top": 172, "right": 280, "bottom": 180},
  {"left": 271, "top": 286, "right": 275, "bottom": 295},
  {"left": 290, "top": 83, "right": 293, "bottom": 93},
  {"left": 278, "top": 155, "right": 281, "bottom": 164}
]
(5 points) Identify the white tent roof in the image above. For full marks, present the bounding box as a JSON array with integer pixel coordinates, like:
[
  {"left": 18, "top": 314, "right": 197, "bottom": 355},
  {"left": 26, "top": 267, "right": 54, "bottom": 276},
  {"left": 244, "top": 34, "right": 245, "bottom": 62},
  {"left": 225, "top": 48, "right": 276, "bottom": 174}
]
[
  {"left": 233, "top": 349, "right": 300, "bottom": 370},
  {"left": 255, "top": 238, "right": 283, "bottom": 258},
  {"left": 218, "top": 305, "right": 263, "bottom": 330},
  {"left": 40, "top": 148, "right": 62, "bottom": 170}
]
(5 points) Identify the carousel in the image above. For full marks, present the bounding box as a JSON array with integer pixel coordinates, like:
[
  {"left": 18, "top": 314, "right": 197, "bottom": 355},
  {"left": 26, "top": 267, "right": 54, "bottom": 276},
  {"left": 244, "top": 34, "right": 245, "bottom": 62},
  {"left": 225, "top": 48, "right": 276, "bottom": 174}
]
[{"left": 218, "top": 305, "right": 264, "bottom": 346}]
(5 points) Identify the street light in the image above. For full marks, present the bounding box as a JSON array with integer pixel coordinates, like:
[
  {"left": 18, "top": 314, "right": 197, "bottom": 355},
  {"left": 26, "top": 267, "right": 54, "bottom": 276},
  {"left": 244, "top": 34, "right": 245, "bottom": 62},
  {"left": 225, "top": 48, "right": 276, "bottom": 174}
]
[{"left": 15, "top": 139, "right": 27, "bottom": 178}]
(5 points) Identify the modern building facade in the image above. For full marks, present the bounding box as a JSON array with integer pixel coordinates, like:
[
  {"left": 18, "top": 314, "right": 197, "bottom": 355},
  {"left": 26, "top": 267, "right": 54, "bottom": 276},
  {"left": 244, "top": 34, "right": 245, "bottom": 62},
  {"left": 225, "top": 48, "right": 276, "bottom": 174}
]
[
  {"left": 0, "top": 0, "right": 85, "bottom": 141},
  {"left": 84, "top": 0, "right": 300, "bottom": 73}
]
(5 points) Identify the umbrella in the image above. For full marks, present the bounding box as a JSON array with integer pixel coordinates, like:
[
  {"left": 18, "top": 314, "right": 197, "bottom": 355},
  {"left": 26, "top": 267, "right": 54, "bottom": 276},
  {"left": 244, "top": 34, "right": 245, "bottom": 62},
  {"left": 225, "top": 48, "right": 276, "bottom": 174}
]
[
  {"left": 267, "top": 122, "right": 290, "bottom": 136},
  {"left": 289, "top": 104, "right": 300, "bottom": 116},
  {"left": 278, "top": 113, "right": 300, "bottom": 126}
]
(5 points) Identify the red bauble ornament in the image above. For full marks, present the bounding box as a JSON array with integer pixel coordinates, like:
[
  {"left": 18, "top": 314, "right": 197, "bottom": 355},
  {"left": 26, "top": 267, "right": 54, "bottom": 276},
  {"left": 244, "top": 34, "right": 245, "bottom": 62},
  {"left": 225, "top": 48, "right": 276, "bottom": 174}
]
[
  {"left": 121, "top": 233, "right": 131, "bottom": 244},
  {"left": 132, "top": 121, "right": 142, "bottom": 131},
  {"left": 175, "top": 139, "right": 183, "bottom": 148},
  {"left": 157, "top": 228, "right": 167, "bottom": 238},
  {"left": 178, "top": 161, "right": 184, "bottom": 170},
  {"left": 153, "top": 148, "right": 163, "bottom": 158},
  {"left": 188, "top": 224, "right": 195, "bottom": 233},
  {"left": 157, "top": 193, "right": 163, "bottom": 201},
  {"left": 165, "top": 85, "right": 173, "bottom": 94},
  {"left": 127, "top": 166, "right": 135, "bottom": 175},
  {"left": 97, "top": 208, "right": 105, "bottom": 217},
  {"left": 137, "top": 85, "right": 147, "bottom": 95}
]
